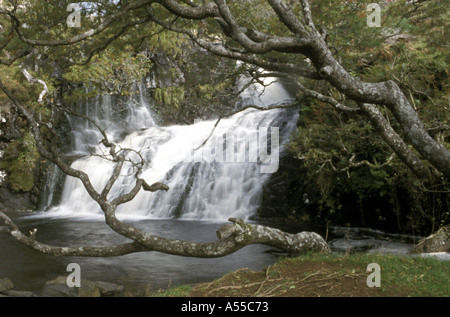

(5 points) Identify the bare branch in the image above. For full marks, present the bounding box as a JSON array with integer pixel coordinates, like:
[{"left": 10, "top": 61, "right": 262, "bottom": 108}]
[
  {"left": 0, "top": 210, "right": 148, "bottom": 257},
  {"left": 146, "top": 9, "right": 319, "bottom": 78},
  {"left": 337, "top": 152, "right": 396, "bottom": 174},
  {"left": 358, "top": 102, "right": 433, "bottom": 180},
  {"left": 101, "top": 155, "right": 126, "bottom": 200},
  {"left": 296, "top": 82, "right": 361, "bottom": 114},
  {"left": 267, "top": 0, "right": 310, "bottom": 37},
  {"left": 156, "top": 0, "right": 219, "bottom": 20},
  {"left": 0, "top": 47, "right": 32, "bottom": 66},
  {"left": 213, "top": 0, "right": 309, "bottom": 53},
  {"left": 101, "top": 202, "right": 329, "bottom": 258},
  {"left": 20, "top": 66, "right": 49, "bottom": 103},
  {"left": 142, "top": 181, "right": 169, "bottom": 192},
  {"left": 299, "top": 0, "right": 315, "bottom": 30}
]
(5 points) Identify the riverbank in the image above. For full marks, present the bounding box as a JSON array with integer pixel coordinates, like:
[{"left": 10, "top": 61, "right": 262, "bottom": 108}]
[
  {"left": 1, "top": 252, "right": 448, "bottom": 297},
  {"left": 151, "top": 253, "right": 450, "bottom": 297}
]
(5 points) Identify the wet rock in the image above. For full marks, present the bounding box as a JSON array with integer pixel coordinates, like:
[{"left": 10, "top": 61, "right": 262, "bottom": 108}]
[
  {"left": 42, "top": 276, "right": 101, "bottom": 297},
  {"left": 3, "top": 290, "right": 37, "bottom": 297},
  {"left": 96, "top": 281, "right": 124, "bottom": 297},
  {"left": 0, "top": 277, "right": 39, "bottom": 297},
  {"left": 413, "top": 225, "right": 450, "bottom": 253},
  {"left": 0, "top": 278, "right": 14, "bottom": 293},
  {"left": 41, "top": 276, "right": 124, "bottom": 297},
  {"left": 0, "top": 186, "right": 36, "bottom": 212}
]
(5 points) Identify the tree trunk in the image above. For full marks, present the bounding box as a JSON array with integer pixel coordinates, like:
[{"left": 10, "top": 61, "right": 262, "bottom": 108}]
[{"left": 307, "top": 36, "right": 450, "bottom": 179}]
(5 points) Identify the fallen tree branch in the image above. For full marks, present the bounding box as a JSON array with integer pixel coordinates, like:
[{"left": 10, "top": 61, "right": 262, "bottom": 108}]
[
  {"left": 0, "top": 211, "right": 148, "bottom": 256},
  {"left": 1, "top": 208, "right": 330, "bottom": 258}
]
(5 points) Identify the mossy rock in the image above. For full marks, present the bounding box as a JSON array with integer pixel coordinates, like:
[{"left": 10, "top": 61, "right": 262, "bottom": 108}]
[
  {"left": 8, "top": 165, "right": 35, "bottom": 192},
  {"left": 413, "top": 225, "right": 450, "bottom": 253},
  {"left": 1, "top": 132, "right": 39, "bottom": 192}
]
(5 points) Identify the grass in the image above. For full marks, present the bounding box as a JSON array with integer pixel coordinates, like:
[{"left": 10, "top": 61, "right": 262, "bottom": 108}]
[
  {"left": 288, "top": 252, "right": 449, "bottom": 296},
  {"left": 148, "top": 253, "right": 449, "bottom": 297},
  {"left": 151, "top": 284, "right": 193, "bottom": 297}
]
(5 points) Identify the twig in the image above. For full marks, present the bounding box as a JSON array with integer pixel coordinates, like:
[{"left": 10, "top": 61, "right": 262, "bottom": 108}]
[
  {"left": 254, "top": 265, "right": 272, "bottom": 296},
  {"left": 20, "top": 66, "right": 49, "bottom": 103}
]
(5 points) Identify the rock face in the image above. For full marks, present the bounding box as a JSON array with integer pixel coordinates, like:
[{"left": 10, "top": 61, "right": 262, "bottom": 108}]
[
  {"left": 413, "top": 225, "right": 450, "bottom": 253},
  {"left": 0, "top": 187, "right": 36, "bottom": 212},
  {"left": 41, "top": 276, "right": 124, "bottom": 297}
]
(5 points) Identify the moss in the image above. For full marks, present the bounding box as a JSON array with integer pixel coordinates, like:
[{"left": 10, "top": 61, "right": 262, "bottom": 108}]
[
  {"left": 1, "top": 131, "right": 40, "bottom": 192},
  {"left": 8, "top": 165, "right": 35, "bottom": 192},
  {"left": 153, "top": 86, "right": 185, "bottom": 109}
]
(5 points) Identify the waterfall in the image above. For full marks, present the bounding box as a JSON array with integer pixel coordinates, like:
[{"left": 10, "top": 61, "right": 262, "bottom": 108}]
[{"left": 43, "top": 78, "right": 298, "bottom": 221}]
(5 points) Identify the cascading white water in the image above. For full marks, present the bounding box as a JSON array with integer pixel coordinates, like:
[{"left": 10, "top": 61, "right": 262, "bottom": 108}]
[{"left": 44, "top": 78, "right": 298, "bottom": 221}]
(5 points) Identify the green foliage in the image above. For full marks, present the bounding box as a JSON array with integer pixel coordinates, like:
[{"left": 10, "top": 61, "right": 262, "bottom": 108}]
[
  {"left": 153, "top": 86, "right": 185, "bottom": 109},
  {"left": 285, "top": 0, "right": 449, "bottom": 235},
  {"left": 0, "top": 131, "right": 40, "bottom": 192},
  {"left": 289, "top": 95, "right": 449, "bottom": 234},
  {"left": 150, "top": 284, "right": 193, "bottom": 297},
  {"left": 64, "top": 49, "right": 152, "bottom": 99}
]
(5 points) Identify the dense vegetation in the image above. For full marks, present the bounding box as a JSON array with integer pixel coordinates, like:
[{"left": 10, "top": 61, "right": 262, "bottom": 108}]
[{"left": 285, "top": 0, "right": 449, "bottom": 235}]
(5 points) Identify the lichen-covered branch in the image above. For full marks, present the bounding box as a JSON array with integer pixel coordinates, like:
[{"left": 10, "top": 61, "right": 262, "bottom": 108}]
[
  {"left": 0, "top": 210, "right": 148, "bottom": 256},
  {"left": 1, "top": 208, "right": 329, "bottom": 258},
  {"left": 20, "top": 66, "right": 49, "bottom": 103}
]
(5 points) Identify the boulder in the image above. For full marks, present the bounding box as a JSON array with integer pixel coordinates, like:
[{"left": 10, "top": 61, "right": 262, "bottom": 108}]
[
  {"left": 41, "top": 276, "right": 124, "bottom": 297},
  {"left": 0, "top": 278, "right": 14, "bottom": 293},
  {"left": 413, "top": 225, "right": 450, "bottom": 253},
  {"left": 4, "top": 290, "right": 37, "bottom": 297},
  {"left": 42, "top": 276, "right": 101, "bottom": 297},
  {"left": 96, "top": 281, "right": 124, "bottom": 297},
  {"left": 0, "top": 278, "right": 39, "bottom": 297}
]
